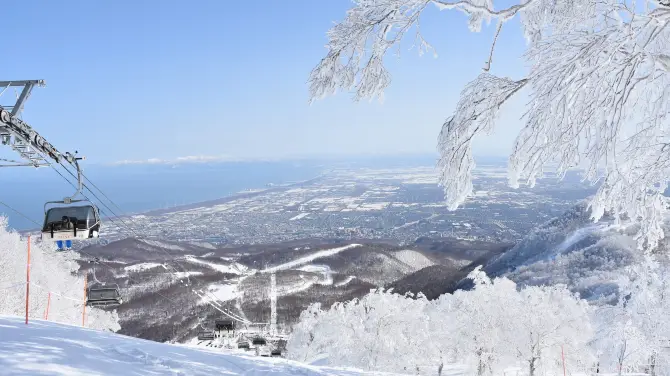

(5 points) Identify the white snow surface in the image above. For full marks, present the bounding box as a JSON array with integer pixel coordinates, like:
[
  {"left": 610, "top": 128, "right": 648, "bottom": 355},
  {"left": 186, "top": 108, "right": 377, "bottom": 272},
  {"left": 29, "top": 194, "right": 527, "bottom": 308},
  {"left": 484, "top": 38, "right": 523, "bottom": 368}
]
[
  {"left": 174, "top": 271, "right": 203, "bottom": 279},
  {"left": 393, "top": 250, "right": 435, "bottom": 270},
  {"left": 203, "top": 283, "right": 238, "bottom": 303},
  {"left": 124, "top": 262, "right": 163, "bottom": 272},
  {"left": 184, "top": 256, "right": 248, "bottom": 275},
  {"left": 334, "top": 276, "right": 356, "bottom": 287},
  {"left": 296, "top": 265, "right": 334, "bottom": 285},
  {"left": 261, "top": 244, "right": 362, "bottom": 273},
  {"left": 289, "top": 213, "right": 310, "bottom": 221},
  {"left": 0, "top": 316, "right": 407, "bottom": 376}
]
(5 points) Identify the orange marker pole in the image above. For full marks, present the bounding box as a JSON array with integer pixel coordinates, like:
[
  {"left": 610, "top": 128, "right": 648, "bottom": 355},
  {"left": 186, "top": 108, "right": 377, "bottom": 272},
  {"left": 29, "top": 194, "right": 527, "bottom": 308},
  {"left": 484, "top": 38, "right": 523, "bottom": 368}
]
[
  {"left": 44, "top": 292, "right": 51, "bottom": 320},
  {"left": 561, "top": 345, "right": 566, "bottom": 376},
  {"left": 25, "top": 236, "right": 31, "bottom": 325},
  {"left": 82, "top": 273, "right": 87, "bottom": 327}
]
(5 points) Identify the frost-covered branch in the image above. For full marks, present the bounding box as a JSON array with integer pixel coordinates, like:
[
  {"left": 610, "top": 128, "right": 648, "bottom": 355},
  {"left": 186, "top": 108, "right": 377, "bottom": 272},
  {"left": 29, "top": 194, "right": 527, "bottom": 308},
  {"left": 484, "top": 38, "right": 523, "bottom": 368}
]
[
  {"left": 308, "top": 0, "right": 534, "bottom": 103},
  {"left": 310, "top": 0, "right": 670, "bottom": 251},
  {"left": 437, "top": 74, "right": 527, "bottom": 209}
]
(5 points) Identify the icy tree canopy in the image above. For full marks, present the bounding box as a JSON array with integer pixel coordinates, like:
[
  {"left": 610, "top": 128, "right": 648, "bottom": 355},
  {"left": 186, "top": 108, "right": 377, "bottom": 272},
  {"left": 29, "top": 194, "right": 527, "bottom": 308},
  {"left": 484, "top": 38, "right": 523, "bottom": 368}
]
[{"left": 309, "top": 0, "right": 670, "bottom": 251}]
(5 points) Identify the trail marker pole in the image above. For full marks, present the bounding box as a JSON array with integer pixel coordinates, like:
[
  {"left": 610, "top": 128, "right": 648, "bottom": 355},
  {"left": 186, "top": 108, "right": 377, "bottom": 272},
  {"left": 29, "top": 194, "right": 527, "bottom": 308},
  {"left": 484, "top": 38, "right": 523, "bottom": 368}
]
[
  {"left": 25, "top": 236, "right": 30, "bottom": 325},
  {"left": 562, "top": 345, "right": 566, "bottom": 376},
  {"left": 44, "top": 292, "right": 51, "bottom": 320},
  {"left": 82, "top": 273, "right": 87, "bottom": 327}
]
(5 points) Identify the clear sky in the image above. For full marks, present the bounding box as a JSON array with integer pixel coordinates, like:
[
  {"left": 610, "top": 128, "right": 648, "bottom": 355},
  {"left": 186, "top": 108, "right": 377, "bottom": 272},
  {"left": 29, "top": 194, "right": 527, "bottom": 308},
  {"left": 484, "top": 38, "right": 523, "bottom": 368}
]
[{"left": 2, "top": 0, "right": 528, "bottom": 164}]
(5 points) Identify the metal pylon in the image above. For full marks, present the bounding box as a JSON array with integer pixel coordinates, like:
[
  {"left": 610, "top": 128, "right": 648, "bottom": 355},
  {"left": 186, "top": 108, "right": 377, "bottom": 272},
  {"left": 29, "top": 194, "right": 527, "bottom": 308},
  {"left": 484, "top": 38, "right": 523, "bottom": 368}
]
[{"left": 0, "top": 80, "right": 72, "bottom": 168}]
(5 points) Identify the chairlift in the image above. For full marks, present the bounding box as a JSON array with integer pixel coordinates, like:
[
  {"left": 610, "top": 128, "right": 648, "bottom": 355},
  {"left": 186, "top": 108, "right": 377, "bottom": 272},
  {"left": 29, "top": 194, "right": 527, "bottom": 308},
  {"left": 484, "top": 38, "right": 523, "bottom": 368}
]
[
  {"left": 215, "top": 319, "right": 235, "bottom": 332},
  {"left": 251, "top": 337, "right": 267, "bottom": 346},
  {"left": 237, "top": 341, "right": 250, "bottom": 349},
  {"left": 197, "top": 331, "right": 216, "bottom": 341},
  {"left": 86, "top": 284, "right": 122, "bottom": 307},
  {"left": 40, "top": 152, "right": 101, "bottom": 250}
]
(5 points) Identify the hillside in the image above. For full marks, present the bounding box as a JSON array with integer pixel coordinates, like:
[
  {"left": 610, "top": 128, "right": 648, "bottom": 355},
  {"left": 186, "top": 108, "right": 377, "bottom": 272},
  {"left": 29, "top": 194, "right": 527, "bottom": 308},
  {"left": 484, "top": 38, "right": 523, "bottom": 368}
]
[
  {"left": 0, "top": 316, "right": 407, "bottom": 375},
  {"left": 76, "top": 237, "right": 505, "bottom": 342},
  {"left": 449, "top": 202, "right": 652, "bottom": 305}
]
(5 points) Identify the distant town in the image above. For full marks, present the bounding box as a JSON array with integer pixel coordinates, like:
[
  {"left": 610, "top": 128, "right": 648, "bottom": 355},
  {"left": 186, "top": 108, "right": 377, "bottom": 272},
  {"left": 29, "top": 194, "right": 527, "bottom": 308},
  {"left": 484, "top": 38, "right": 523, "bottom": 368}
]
[{"left": 99, "top": 164, "right": 597, "bottom": 246}]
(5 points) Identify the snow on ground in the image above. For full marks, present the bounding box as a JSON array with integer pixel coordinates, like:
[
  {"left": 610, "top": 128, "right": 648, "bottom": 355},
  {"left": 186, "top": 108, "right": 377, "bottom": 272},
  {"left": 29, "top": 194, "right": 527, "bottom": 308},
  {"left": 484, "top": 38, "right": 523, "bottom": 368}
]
[
  {"left": 174, "top": 271, "right": 203, "bottom": 279},
  {"left": 289, "top": 213, "right": 309, "bottom": 221},
  {"left": 334, "top": 276, "right": 356, "bottom": 287},
  {"left": 296, "top": 265, "right": 334, "bottom": 285},
  {"left": 0, "top": 316, "right": 407, "bottom": 375},
  {"left": 124, "top": 262, "right": 163, "bottom": 272},
  {"left": 203, "top": 283, "right": 239, "bottom": 303},
  {"left": 393, "top": 250, "right": 435, "bottom": 270},
  {"left": 355, "top": 202, "right": 390, "bottom": 211},
  {"left": 184, "top": 256, "right": 248, "bottom": 275},
  {"left": 261, "top": 244, "right": 362, "bottom": 274},
  {"left": 277, "top": 276, "right": 319, "bottom": 296}
]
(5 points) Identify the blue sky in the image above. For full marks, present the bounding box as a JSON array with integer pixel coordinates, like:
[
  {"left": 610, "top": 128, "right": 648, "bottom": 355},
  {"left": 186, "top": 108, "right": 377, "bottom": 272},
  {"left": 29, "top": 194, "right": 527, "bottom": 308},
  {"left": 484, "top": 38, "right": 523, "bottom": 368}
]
[{"left": 2, "top": 0, "right": 528, "bottom": 164}]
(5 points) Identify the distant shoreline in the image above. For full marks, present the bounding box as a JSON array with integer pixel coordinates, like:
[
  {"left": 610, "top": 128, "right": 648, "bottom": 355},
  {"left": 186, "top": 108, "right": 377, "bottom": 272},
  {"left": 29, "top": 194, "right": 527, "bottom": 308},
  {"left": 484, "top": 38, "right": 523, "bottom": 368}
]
[
  {"left": 124, "top": 173, "right": 327, "bottom": 217},
  {"left": 15, "top": 174, "right": 327, "bottom": 235}
]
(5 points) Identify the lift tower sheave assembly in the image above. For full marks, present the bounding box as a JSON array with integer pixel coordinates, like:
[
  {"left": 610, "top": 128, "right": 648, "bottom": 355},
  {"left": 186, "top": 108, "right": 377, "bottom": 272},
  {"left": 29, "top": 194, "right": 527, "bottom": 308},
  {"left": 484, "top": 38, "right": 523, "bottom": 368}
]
[{"left": 0, "top": 80, "right": 73, "bottom": 167}]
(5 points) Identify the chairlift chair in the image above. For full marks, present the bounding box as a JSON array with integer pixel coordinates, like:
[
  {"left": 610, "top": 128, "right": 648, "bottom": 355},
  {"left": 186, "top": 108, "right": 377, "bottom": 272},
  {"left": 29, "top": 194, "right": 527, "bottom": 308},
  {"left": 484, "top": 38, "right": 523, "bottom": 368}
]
[
  {"left": 197, "top": 331, "right": 216, "bottom": 341},
  {"left": 215, "top": 319, "right": 235, "bottom": 332},
  {"left": 42, "top": 202, "right": 101, "bottom": 242},
  {"left": 86, "top": 285, "right": 122, "bottom": 307},
  {"left": 251, "top": 337, "right": 267, "bottom": 346},
  {"left": 237, "top": 341, "right": 250, "bottom": 350},
  {"left": 40, "top": 152, "right": 101, "bottom": 250}
]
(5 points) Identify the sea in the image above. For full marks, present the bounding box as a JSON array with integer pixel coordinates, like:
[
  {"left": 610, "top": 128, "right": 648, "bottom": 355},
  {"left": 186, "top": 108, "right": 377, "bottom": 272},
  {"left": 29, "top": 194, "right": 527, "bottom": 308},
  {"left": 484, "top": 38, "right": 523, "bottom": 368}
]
[{"left": 0, "top": 154, "right": 447, "bottom": 230}]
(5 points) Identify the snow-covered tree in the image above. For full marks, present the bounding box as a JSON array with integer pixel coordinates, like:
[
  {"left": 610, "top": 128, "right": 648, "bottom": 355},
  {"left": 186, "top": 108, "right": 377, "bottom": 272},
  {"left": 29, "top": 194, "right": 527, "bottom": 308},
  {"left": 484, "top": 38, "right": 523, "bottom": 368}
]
[
  {"left": 0, "top": 217, "right": 120, "bottom": 331},
  {"left": 442, "top": 268, "right": 519, "bottom": 376},
  {"left": 512, "top": 284, "right": 595, "bottom": 376},
  {"left": 287, "top": 267, "right": 594, "bottom": 375},
  {"left": 309, "top": 0, "right": 670, "bottom": 251},
  {"left": 592, "top": 304, "right": 648, "bottom": 375},
  {"left": 287, "top": 289, "right": 436, "bottom": 372}
]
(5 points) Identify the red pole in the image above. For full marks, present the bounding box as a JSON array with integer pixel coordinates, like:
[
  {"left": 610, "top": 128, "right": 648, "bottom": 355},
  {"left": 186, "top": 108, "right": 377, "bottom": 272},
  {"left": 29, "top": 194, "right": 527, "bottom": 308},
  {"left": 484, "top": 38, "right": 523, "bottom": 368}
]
[
  {"left": 44, "top": 292, "right": 51, "bottom": 320},
  {"left": 82, "top": 273, "right": 87, "bottom": 327},
  {"left": 561, "top": 345, "right": 566, "bottom": 376},
  {"left": 25, "top": 236, "right": 31, "bottom": 325}
]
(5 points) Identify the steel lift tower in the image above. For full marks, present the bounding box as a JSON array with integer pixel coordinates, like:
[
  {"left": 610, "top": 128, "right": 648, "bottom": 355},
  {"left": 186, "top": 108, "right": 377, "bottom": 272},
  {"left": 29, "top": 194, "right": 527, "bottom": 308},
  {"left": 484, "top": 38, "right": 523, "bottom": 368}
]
[{"left": 0, "top": 80, "right": 75, "bottom": 167}]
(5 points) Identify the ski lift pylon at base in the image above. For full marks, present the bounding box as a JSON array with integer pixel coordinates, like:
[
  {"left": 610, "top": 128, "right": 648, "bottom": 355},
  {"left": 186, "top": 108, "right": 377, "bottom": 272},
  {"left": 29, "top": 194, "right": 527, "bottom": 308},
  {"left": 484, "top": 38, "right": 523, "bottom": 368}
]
[{"left": 40, "top": 152, "right": 102, "bottom": 248}]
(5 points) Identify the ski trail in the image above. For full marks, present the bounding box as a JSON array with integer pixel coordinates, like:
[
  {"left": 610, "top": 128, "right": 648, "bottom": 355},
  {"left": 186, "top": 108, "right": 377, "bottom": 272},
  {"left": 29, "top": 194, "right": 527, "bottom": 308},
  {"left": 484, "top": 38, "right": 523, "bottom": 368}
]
[{"left": 260, "top": 244, "right": 362, "bottom": 273}]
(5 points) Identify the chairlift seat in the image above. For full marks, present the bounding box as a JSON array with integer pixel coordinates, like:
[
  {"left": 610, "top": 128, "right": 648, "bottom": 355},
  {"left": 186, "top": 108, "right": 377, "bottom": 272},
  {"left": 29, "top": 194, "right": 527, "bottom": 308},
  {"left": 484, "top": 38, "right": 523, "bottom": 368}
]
[
  {"left": 215, "top": 319, "right": 235, "bottom": 331},
  {"left": 86, "top": 286, "right": 122, "bottom": 307},
  {"left": 41, "top": 203, "right": 101, "bottom": 241},
  {"left": 251, "top": 337, "right": 267, "bottom": 346},
  {"left": 237, "top": 341, "right": 250, "bottom": 349},
  {"left": 197, "top": 331, "right": 216, "bottom": 341}
]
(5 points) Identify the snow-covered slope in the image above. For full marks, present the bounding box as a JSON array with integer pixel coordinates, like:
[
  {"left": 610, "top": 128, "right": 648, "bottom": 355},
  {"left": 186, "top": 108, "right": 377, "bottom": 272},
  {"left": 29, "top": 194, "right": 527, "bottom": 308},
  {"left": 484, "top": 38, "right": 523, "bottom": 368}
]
[
  {"left": 77, "top": 238, "right": 493, "bottom": 342},
  {"left": 0, "top": 316, "right": 406, "bottom": 376},
  {"left": 462, "top": 202, "right": 644, "bottom": 305}
]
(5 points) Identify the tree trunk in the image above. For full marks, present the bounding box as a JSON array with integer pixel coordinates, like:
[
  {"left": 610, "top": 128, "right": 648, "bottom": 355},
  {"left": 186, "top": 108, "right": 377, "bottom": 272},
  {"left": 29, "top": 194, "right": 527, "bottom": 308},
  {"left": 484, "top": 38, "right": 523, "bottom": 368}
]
[
  {"left": 650, "top": 352, "right": 657, "bottom": 376},
  {"left": 477, "top": 349, "right": 485, "bottom": 376},
  {"left": 529, "top": 357, "right": 537, "bottom": 376}
]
